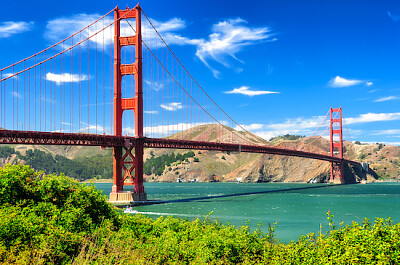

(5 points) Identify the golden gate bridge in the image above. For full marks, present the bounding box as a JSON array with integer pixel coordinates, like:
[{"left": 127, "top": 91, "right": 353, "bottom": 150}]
[{"left": 0, "top": 4, "right": 361, "bottom": 202}]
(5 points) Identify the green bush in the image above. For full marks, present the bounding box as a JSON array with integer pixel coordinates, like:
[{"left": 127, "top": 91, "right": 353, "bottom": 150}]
[
  {"left": 1, "top": 165, "right": 400, "bottom": 264},
  {"left": 0, "top": 164, "right": 118, "bottom": 263},
  {"left": 143, "top": 151, "right": 195, "bottom": 176}
]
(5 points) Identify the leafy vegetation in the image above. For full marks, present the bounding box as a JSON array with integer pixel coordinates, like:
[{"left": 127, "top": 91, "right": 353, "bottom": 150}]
[
  {"left": 1, "top": 147, "right": 198, "bottom": 180},
  {"left": 0, "top": 164, "right": 118, "bottom": 263},
  {"left": 143, "top": 151, "right": 195, "bottom": 176},
  {"left": 18, "top": 149, "right": 112, "bottom": 180},
  {"left": 1, "top": 164, "right": 400, "bottom": 264},
  {"left": 0, "top": 146, "right": 18, "bottom": 159},
  {"left": 269, "top": 134, "right": 305, "bottom": 141}
]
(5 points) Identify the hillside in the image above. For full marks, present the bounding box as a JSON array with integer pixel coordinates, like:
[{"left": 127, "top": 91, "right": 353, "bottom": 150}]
[{"left": 1, "top": 124, "right": 399, "bottom": 183}]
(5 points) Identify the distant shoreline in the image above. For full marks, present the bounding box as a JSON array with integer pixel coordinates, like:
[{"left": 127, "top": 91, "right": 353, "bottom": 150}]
[
  {"left": 80, "top": 179, "right": 113, "bottom": 184},
  {"left": 79, "top": 179, "right": 399, "bottom": 184}
]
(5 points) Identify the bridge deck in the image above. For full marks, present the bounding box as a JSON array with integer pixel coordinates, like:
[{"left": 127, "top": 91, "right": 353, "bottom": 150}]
[{"left": 0, "top": 129, "right": 360, "bottom": 166}]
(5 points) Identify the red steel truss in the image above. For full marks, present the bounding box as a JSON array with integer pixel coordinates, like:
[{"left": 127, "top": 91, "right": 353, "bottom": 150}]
[
  {"left": 0, "top": 130, "right": 360, "bottom": 168},
  {"left": 0, "top": 129, "right": 124, "bottom": 146}
]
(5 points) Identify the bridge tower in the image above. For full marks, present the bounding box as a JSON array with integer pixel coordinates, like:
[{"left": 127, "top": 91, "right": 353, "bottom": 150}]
[
  {"left": 329, "top": 107, "right": 344, "bottom": 184},
  {"left": 110, "top": 5, "right": 147, "bottom": 202}
]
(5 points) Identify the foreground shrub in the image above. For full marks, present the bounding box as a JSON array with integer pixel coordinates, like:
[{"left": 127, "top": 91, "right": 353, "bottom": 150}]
[
  {"left": 1, "top": 164, "right": 400, "bottom": 264},
  {"left": 0, "top": 164, "right": 118, "bottom": 263}
]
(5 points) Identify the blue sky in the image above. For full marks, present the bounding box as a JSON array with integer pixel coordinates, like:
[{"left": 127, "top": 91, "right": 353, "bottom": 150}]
[{"left": 0, "top": 0, "right": 400, "bottom": 145}]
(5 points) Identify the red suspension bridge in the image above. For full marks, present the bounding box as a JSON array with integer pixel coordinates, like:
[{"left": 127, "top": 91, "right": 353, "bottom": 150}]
[{"left": 0, "top": 5, "right": 361, "bottom": 202}]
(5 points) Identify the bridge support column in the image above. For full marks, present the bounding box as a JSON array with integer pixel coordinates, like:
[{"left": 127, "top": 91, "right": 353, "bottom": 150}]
[
  {"left": 329, "top": 107, "right": 344, "bottom": 184},
  {"left": 110, "top": 4, "right": 146, "bottom": 203}
]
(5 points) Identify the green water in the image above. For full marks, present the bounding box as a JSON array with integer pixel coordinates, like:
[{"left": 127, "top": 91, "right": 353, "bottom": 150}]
[{"left": 95, "top": 182, "right": 400, "bottom": 242}]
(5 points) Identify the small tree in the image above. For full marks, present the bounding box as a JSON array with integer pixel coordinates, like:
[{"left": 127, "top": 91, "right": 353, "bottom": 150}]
[
  {"left": 221, "top": 156, "right": 226, "bottom": 160},
  {"left": 194, "top": 157, "right": 199, "bottom": 162}
]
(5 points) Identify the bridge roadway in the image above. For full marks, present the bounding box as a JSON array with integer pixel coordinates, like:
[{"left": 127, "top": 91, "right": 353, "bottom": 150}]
[{"left": 0, "top": 129, "right": 360, "bottom": 167}]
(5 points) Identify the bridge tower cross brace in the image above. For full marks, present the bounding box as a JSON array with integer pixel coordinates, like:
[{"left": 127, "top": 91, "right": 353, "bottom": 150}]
[
  {"left": 329, "top": 107, "right": 344, "bottom": 183},
  {"left": 110, "top": 5, "right": 147, "bottom": 201}
]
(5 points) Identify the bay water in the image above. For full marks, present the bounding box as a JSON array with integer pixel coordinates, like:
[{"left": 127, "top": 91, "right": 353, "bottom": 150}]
[{"left": 95, "top": 182, "right": 400, "bottom": 242}]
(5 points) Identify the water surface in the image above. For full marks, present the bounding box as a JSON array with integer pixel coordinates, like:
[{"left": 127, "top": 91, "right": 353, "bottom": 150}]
[{"left": 95, "top": 182, "right": 400, "bottom": 242}]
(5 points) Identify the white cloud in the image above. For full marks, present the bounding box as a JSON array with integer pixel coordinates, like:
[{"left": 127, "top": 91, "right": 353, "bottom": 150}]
[
  {"left": 124, "top": 122, "right": 206, "bottom": 136},
  {"left": 0, "top": 21, "right": 33, "bottom": 38},
  {"left": 78, "top": 122, "right": 107, "bottom": 134},
  {"left": 144, "top": 80, "right": 164, "bottom": 91},
  {"left": 345, "top": 112, "right": 400, "bottom": 124},
  {"left": 368, "top": 89, "right": 379, "bottom": 93},
  {"left": 46, "top": 72, "right": 88, "bottom": 84},
  {"left": 160, "top": 102, "right": 183, "bottom": 111},
  {"left": 265, "top": 117, "right": 325, "bottom": 131},
  {"left": 236, "top": 116, "right": 327, "bottom": 140},
  {"left": 374, "top": 96, "right": 400, "bottom": 102},
  {"left": 371, "top": 129, "right": 400, "bottom": 135},
  {"left": 254, "top": 130, "right": 296, "bottom": 141},
  {"left": 12, "top": 91, "right": 21, "bottom": 98},
  {"left": 144, "top": 110, "right": 159, "bottom": 114},
  {"left": 329, "top": 76, "right": 373, "bottom": 88},
  {"left": 44, "top": 13, "right": 274, "bottom": 79},
  {"left": 225, "top": 86, "right": 279, "bottom": 96},
  {"left": 142, "top": 18, "right": 202, "bottom": 47},
  {"left": 236, "top": 112, "right": 400, "bottom": 142},
  {"left": 2, "top": 73, "right": 18, "bottom": 80},
  {"left": 195, "top": 18, "right": 275, "bottom": 78},
  {"left": 235, "top": 123, "right": 264, "bottom": 131},
  {"left": 362, "top": 141, "right": 400, "bottom": 146},
  {"left": 45, "top": 14, "right": 114, "bottom": 46},
  {"left": 329, "top": 76, "right": 363, "bottom": 87},
  {"left": 44, "top": 13, "right": 195, "bottom": 49}
]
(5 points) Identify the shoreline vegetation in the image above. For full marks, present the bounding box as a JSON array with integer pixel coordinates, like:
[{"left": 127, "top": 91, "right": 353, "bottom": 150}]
[{"left": 1, "top": 164, "right": 400, "bottom": 264}]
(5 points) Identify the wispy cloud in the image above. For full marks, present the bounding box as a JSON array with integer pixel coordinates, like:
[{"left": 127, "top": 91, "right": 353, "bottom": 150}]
[
  {"left": 45, "top": 13, "right": 195, "bottom": 49},
  {"left": 374, "top": 96, "right": 400, "bottom": 102},
  {"left": 12, "top": 91, "right": 21, "bottom": 98},
  {"left": 160, "top": 102, "right": 183, "bottom": 111},
  {"left": 236, "top": 112, "right": 400, "bottom": 141},
  {"left": 2, "top": 73, "right": 18, "bottom": 80},
  {"left": 368, "top": 89, "right": 379, "bottom": 93},
  {"left": 329, "top": 76, "right": 368, "bottom": 87},
  {"left": 235, "top": 123, "right": 264, "bottom": 131},
  {"left": 388, "top": 11, "right": 400, "bottom": 21},
  {"left": 366, "top": 81, "right": 373, "bottom": 86},
  {"left": 345, "top": 112, "right": 400, "bottom": 124},
  {"left": 195, "top": 18, "right": 276, "bottom": 78},
  {"left": 143, "top": 18, "right": 202, "bottom": 47},
  {"left": 45, "top": 14, "right": 114, "bottom": 46},
  {"left": 144, "top": 80, "right": 164, "bottom": 91},
  {"left": 0, "top": 21, "right": 33, "bottom": 38},
  {"left": 124, "top": 122, "right": 206, "bottom": 136},
  {"left": 225, "top": 86, "right": 279, "bottom": 96},
  {"left": 144, "top": 110, "right": 159, "bottom": 114},
  {"left": 45, "top": 13, "right": 274, "bottom": 79},
  {"left": 46, "top": 72, "right": 88, "bottom": 84},
  {"left": 237, "top": 116, "right": 327, "bottom": 140},
  {"left": 371, "top": 129, "right": 400, "bottom": 135}
]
